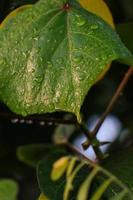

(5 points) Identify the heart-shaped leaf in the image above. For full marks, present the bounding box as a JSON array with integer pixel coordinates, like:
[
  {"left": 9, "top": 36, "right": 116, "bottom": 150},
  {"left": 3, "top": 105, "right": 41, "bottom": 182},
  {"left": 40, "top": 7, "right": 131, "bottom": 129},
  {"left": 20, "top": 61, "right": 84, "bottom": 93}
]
[{"left": 0, "top": 0, "right": 133, "bottom": 120}]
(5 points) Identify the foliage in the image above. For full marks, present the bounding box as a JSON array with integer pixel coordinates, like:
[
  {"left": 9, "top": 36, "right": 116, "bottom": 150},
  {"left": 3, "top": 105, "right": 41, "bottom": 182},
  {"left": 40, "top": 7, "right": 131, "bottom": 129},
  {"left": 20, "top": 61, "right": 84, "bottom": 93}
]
[
  {"left": 37, "top": 148, "right": 133, "bottom": 200},
  {"left": 0, "top": 179, "right": 18, "bottom": 200},
  {"left": 0, "top": 0, "right": 133, "bottom": 120},
  {"left": 0, "top": 0, "right": 133, "bottom": 200},
  {"left": 103, "top": 147, "right": 133, "bottom": 190}
]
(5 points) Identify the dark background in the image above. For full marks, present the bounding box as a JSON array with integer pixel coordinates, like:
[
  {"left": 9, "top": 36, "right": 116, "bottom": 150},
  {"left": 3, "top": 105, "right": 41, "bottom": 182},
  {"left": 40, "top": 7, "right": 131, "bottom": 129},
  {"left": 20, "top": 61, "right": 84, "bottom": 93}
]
[{"left": 0, "top": 0, "right": 133, "bottom": 199}]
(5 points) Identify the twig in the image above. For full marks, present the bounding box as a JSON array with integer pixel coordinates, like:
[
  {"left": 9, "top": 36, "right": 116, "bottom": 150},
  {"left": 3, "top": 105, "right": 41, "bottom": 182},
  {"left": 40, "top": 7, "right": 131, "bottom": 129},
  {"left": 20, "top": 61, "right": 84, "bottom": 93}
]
[
  {"left": 66, "top": 142, "right": 97, "bottom": 163},
  {"left": 0, "top": 111, "right": 78, "bottom": 125},
  {"left": 92, "top": 66, "right": 133, "bottom": 137},
  {"left": 76, "top": 122, "right": 104, "bottom": 160}
]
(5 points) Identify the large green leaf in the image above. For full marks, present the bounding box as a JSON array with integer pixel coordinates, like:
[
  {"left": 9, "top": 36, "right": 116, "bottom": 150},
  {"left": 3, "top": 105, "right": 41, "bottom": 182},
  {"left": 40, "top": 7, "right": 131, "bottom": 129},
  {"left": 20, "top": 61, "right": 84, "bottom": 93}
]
[
  {"left": 103, "top": 148, "right": 133, "bottom": 191},
  {"left": 0, "top": 0, "right": 133, "bottom": 119},
  {"left": 0, "top": 179, "right": 19, "bottom": 200}
]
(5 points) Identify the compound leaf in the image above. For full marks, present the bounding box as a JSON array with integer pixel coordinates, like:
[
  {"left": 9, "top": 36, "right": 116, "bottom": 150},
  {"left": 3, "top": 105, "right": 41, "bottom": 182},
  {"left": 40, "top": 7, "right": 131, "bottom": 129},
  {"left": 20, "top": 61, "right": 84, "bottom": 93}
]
[{"left": 37, "top": 153, "right": 133, "bottom": 200}]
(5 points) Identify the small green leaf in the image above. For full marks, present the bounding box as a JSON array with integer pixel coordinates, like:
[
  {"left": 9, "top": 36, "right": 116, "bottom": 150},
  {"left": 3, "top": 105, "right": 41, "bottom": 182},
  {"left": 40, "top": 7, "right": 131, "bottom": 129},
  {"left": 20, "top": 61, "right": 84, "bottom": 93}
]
[
  {"left": 17, "top": 144, "right": 64, "bottom": 167},
  {"left": 17, "top": 144, "right": 52, "bottom": 167},
  {"left": 0, "top": 179, "right": 19, "bottom": 200},
  {"left": 0, "top": 0, "right": 133, "bottom": 119}
]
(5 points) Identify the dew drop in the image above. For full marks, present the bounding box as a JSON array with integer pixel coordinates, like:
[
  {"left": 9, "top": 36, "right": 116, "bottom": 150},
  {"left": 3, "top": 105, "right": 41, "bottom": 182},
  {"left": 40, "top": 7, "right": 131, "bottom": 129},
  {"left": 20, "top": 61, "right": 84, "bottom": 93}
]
[
  {"left": 11, "top": 118, "right": 19, "bottom": 123},
  {"left": 90, "top": 24, "right": 98, "bottom": 30},
  {"left": 26, "top": 120, "right": 33, "bottom": 124},
  {"left": 47, "top": 122, "right": 53, "bottom": 126},
  {"left": 19, "top": 119, "right": 25, "bottom": 124},
  {"left": 77, "top": 18, "right": 86, "bottom": 27},
  {"left": 39, "top": 121, "right": 45, "bottom": 126},
  {"left": 33, "top": 37, "right": 38, "bottom": 41}
]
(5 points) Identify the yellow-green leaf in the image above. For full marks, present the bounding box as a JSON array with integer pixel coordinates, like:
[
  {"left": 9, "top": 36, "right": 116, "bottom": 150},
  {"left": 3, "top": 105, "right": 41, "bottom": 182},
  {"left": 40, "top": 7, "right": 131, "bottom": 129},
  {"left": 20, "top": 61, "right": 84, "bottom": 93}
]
[
  {"left": 51, "top": 156, "right": 70, "bottom": 181},
  {"left": 38, "top": 193, "right": 49, "bottom": 200},
  {"left": 77, "top": 168, "right": 99, "bottom": 200}
]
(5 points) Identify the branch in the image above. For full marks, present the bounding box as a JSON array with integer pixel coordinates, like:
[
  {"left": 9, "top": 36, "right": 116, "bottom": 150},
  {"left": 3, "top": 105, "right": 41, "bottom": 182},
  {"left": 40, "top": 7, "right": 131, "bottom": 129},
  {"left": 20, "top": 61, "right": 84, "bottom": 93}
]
[
  {"left": 76, "top": 122, "right": 104, "bottom": 160},
  {"left": 92, "top": 66, "right": 133, "bottom": 137},
  {"left": 0, "top": 111, "right": 78, "bottom": 125}
]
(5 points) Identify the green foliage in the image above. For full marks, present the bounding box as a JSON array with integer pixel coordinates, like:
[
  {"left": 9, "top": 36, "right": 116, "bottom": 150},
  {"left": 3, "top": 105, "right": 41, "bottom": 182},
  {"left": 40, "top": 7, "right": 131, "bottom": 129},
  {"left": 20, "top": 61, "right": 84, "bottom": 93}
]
[
  {"left": 17, "top": 144, "right": 68, "bottom": 167},
  {"left": 103, "top": 148, "right": 133, "bottom": 191},
  {"left": 116, "top": 22, "right": 133, "bottom": 54},
  {"left": 37, "top": 149, "right": 133, "bottom": 200},
  {"left": 37, "top": 147, "right": 69, "bottom": 200},
  {"left": 0, "top": 1, "right": 133, "bottom": 200},
  {"left": 38, "top": 193, "right": 49, "bottom": 200},
  {"left": 0, "top": 179, "right": 19, "bottom": 200},
  {"left": 0, "top": 0, "right": 133, "bottom": 120}
]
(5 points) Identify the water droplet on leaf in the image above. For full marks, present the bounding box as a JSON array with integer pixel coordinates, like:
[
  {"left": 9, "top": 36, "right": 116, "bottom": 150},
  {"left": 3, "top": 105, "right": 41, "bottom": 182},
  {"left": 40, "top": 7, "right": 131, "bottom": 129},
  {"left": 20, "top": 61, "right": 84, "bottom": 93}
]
[
  {"left": 90, "top": 24, "right": 98, "bottom": 30},
  {"left": 11, "top": 118, "right": 19, "bottom": 123},
  {"left": 76, "top": 17, "right": 86, "bottom": 27}
]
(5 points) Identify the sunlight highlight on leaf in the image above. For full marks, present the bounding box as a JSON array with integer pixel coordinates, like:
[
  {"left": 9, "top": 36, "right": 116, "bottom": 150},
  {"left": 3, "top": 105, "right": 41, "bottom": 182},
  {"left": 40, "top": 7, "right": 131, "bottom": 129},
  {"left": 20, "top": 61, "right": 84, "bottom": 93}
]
[{"left": 38, "top": 193, "right": 49, "bottom": 200}]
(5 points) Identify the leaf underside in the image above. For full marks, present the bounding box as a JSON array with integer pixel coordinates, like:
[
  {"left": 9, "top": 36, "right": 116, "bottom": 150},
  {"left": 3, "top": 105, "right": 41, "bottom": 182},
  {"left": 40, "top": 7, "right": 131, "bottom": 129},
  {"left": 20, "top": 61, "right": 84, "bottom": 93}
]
[{"left": 0, "top": 0, "right": 133, "bottom": 119}]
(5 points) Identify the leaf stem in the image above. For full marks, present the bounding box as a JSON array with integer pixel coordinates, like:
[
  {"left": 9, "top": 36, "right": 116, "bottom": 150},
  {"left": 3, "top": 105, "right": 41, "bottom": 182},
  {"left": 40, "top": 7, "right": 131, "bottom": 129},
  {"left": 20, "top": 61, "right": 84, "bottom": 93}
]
[
  {"left": 66, "top": 142, "right": 99, "bottom": 164},
  {"left": 76, "top": 122, "right": 104, "bottom": 160},
  {"left": 91, "top": 66, "right": 133, "bottom": 137}
]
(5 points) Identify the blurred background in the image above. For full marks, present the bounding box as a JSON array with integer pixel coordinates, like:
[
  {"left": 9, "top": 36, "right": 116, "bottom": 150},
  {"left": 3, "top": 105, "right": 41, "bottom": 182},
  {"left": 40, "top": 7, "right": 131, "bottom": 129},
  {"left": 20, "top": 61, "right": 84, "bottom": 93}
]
[{"left": 0, "top": 0, "right": 133, "bottom": 199}]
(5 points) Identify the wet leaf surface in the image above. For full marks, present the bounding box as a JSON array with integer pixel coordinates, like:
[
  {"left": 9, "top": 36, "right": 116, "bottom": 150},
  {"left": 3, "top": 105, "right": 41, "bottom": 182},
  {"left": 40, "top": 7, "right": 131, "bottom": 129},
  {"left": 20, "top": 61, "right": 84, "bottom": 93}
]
[{"left": 0, "top": 0, "right": 133, "bottom": 120}]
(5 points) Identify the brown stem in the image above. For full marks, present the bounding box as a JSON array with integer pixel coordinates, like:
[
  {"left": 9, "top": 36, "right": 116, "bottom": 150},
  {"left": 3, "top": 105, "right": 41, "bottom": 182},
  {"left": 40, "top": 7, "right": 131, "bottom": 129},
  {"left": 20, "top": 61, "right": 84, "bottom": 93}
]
[{"left": 92, "top": 66, "right": 133, "bottom": 137}]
